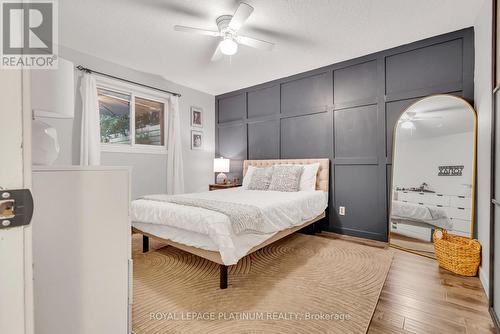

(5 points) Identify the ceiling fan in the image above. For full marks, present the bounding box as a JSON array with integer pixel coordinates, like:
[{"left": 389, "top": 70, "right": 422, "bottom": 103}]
[
  {"left": 173, "top": 2, "right": 275, "bottom": 61},
  {"left": 400, "top": 111, "right": 443, "bottom": 121},
  {"left": 399, "top": 111, "right": 443, "bottom": 129}
]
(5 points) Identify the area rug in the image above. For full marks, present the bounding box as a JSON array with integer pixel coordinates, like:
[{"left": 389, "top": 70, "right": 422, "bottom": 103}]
[{"left": 132, "top": 233, "right": 393, "bottom": 334}]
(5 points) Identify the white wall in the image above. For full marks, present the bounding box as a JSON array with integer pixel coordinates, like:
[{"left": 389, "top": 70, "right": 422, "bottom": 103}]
[
  {"left": 394, "top": 132, "right": 474, "bottom": 196},
  {"left": 38, "top": 46, "right": 215, "bottom": 198},
  {"left": 474, "top": 0, "right": 492, "bottom": 295}
]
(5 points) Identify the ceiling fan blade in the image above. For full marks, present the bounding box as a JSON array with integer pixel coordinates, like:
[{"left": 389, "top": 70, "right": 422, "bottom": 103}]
[
  {"left": 145, "top": 1, "right": 208, "bottom": 20},
  {"left": 412, "top": 117, "right": 443, "bottom": 121},
  {"left": 228, "top": 2, "right": 254, "bottom": 31},
  {"left": 237, "top": 35, "right": 274, "bottom": 51},
  {"left": 211, "top": 42, "right": 223, "bottom": 62},
  {"left": 174, "top": 25, "right": 220, "bottom": 37}
]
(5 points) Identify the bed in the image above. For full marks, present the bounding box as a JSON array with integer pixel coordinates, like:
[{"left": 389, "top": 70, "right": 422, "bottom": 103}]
[
  {"left": 391, "top": 200, "right": 452, "bottom": 230},
  {"left": 131, "top": 159, "right": 329, "bottom": 289},
  {"left": 390, "top": 200, "right": 452, "bottom": 242}
]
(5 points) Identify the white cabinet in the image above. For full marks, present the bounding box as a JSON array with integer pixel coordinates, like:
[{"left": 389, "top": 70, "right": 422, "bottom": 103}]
[
  {"left": 391, "top": 221, "right": 432, "bottom": 242},
  {"left": 426, "top": 194, "right": 450, "bottom": 207},
  {"left": 449, "top": 196, "right": 472, "bottom": 209},
  {"left": 449, "top": 218, "right": 471, "bottom": 233},
  {"left": 398, "top": 191, "right": 450, "bottom": 206},
  {"left": 395, "top": 190, "right": 472, "bottom": 236},
  {"left": 32, "top": 167, "right": 131, "bottom": 334},
  {"left": 447, "top": 207, "right": 472, "bottom": 221}
]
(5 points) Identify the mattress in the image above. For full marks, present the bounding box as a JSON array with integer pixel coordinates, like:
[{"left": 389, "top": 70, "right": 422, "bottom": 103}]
[{"left": 131, "top": 188, "right": 328, "bottom": 265}]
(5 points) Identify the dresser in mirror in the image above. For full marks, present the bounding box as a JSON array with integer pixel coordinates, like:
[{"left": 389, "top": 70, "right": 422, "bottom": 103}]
[{"left": 389, "top": 95, "right": 476, "bottom": 258}]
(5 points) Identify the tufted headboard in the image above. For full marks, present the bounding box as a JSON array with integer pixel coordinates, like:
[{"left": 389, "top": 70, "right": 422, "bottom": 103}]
[{"left": 243, "top": 159, "right": 330, "bottom": 192}]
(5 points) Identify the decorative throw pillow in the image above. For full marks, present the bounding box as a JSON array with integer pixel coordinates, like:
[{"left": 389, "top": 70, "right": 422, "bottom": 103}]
[
  {"left": 242, "top": 165, "right": 256, "bottom": 189},
  {"left": 247, "top": 167, "right": 273, "bottom": 190},
  {"left": 268, "top": 165, "right": 304, "bottom": 192},
  {"left": 281, "top": 163, "right": 320, "bottom": 191}
]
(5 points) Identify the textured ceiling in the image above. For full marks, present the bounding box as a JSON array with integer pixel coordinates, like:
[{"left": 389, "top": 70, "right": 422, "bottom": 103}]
[{"left": 60, "top": 0, "right": 482, "bottom": 95}]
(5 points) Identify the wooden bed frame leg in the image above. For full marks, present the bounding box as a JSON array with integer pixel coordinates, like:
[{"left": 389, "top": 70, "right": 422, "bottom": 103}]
[
  {"left": 220, "top": 265, "right": 228, "bottom": 289},
  {"left": 142, "top": 235, "right": 149, "bottom": 253},
  {"left": 303, "top": 222, "right": 316, "bottom": 235}
]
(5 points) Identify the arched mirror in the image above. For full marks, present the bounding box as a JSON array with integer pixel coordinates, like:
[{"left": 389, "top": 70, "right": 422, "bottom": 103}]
[{"left": 389, "top": 95, "right": 477, "bottom": 258}]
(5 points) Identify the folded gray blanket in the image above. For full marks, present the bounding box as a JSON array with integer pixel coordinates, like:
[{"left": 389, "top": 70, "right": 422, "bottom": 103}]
[{"left": 146, "top": 196, "right": 267, "bottom": 235}]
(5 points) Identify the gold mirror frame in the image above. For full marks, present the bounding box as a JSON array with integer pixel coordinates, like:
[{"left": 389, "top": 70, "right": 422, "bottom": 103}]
[{"left": 388, "top": 94, "right": 478, "bottom": 259}]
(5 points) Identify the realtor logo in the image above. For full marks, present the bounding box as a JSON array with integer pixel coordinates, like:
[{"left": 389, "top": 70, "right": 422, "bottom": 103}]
[{"left": 1, "top": 0, "right": 58, "bottom": 68}]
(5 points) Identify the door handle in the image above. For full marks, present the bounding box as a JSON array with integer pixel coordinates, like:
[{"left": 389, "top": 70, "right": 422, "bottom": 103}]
[
  {"left": 493, "top": 199, "right": 500, "bottom": 207},
  {"left": 0, "top": 189, "right": 33, "bottom": 228}
]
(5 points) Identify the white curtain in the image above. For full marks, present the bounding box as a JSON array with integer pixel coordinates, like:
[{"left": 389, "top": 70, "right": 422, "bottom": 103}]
[
  {"left": 79, "top": 73, "right": 101, "bottom": 166},
  {"left": 166, "top": 95, "right": 185, "bottom": 194}
]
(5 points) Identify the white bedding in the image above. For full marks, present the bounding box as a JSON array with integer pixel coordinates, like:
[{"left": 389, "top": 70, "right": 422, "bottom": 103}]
[
  {"left": 391, "top": 200, "right": 452, "bottom": 229},
  {"left": 131, "top": 188, "right": 328, "bottom": 265}
]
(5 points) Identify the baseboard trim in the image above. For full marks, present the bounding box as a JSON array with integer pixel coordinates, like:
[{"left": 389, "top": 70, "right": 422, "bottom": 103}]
[
  {"left": 319, "top": 231, "right": 388, "bottom": 249},
  {"left": 480, "top": 267, "right": 490, "bottom": 298},
  {"left": 490, "top": 306, "right": 500, "bottom": 334},
  {"left": 327, "top": 226, "right": 387, "bottom": 242}
]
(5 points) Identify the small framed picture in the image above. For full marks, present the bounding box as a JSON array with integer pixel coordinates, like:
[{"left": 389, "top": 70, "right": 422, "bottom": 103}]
[
  {"left": 191, "top": 106, "right": 203, "bottom": 128},
  {"left": 191, "top": 130, "right": 203, "bottom": 150}
]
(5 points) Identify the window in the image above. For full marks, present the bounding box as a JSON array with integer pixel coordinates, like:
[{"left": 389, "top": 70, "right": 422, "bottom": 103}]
[
  {"left": 97, "top": 78, "right": 168, "bottom": 154},
  {"left": 134, "top": 97, "right": 165, "bottom": 146},
  {"left": 98, "top": 88, "right": 131, "bottom": 144}
]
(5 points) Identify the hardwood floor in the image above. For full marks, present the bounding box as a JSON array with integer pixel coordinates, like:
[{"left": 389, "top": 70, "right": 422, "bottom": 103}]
[
  {"left": 390, "top": 232, "right": 436, "bottom": 258},
  {"left": 139, "top": 231, "right": 495, "bottom": 333},
  {"left": 368, "top": 247, "right": 495, "bottom": 334}
]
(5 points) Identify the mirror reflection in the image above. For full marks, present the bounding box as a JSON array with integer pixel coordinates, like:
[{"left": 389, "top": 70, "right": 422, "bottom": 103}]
[{"left": 389, "top": 95, "right": 476, "bottom": 258}]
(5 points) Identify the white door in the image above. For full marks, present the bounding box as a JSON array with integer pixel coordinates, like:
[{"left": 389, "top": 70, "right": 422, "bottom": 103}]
[{"left": 0, "top": 68, "right": 34, "bottom": 333}]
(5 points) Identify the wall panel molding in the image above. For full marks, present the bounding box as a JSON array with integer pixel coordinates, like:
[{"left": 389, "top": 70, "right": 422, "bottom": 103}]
[
  {"left": 215, "top": 28, "right": 474, "bottom": 242},
  {"left": 281, "top": 71, "right": 333, "bottom": 117}
]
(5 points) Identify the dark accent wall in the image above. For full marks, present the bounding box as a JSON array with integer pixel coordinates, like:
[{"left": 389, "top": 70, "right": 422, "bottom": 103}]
[{"left": 215, "top": 28, "right": 474, "bottom": 242}]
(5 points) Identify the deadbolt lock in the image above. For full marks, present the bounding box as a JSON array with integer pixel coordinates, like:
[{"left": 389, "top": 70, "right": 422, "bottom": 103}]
[{"left": 0, "top": 189, "right": 33, "bottom": 229}]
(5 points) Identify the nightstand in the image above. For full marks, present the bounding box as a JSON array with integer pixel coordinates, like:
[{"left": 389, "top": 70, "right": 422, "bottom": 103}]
[{"left": 209, "top": 183, "right": 242, "bottom": 191}]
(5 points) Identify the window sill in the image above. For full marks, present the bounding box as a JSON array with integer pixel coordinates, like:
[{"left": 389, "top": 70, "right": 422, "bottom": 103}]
[{"left": 100, "top": 144, "right": 168, "bottom": 155}]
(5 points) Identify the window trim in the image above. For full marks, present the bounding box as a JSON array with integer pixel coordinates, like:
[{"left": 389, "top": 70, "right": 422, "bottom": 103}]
[{"left": 96, "top": 76, "right": 169, "bottom": 155}]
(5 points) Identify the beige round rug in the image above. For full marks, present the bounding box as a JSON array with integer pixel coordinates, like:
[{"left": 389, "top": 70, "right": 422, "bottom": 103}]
[{"left": 132, "top": 233, "right": 393, "bottom": 334}]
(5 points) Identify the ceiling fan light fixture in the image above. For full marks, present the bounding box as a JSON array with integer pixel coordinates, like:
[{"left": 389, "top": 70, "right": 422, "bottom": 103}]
[
  {"left": 401, "top": 120, "right": 416, "bottom": 130},
  {"left": 220, "top": 38, "right": 238, "bottom": 56},
  {"left": 173, "top": 2, "right": 274, "bottom": 61}
]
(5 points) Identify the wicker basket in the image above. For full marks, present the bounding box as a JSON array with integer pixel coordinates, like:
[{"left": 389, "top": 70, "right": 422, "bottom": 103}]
[{"left": 433, "top": 230, "right": 481, "bottom": 276}]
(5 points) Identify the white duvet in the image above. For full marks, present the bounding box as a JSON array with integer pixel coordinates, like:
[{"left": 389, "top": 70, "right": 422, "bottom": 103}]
[{"left": 131, "top": 188, "right": 328, "bottom": 265}]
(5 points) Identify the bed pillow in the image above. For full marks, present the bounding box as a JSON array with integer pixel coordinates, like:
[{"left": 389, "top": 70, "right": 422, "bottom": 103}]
[
  {"left": 299, "top": 163, "right": 321, "bottom": 191},
  {"left": 281, "top": 163, "right": 321, "bottom": 191},
  {"left": 247, "top": 167, "right": 273, "bottom": 190},
  {"left": 268, "top": 165, "right": 304, "bottom": 192},
  {"left": 242, "top": 166, "right": 256, "bottom": 189}
]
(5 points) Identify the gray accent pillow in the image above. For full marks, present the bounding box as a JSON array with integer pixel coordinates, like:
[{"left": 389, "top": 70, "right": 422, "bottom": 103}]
[
  {"left": 268, "top": 165, "right": 304, "bottom": 192},
  {"left": 247, "top": 167, "right": 273, "bottom": 190}
]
